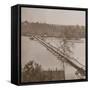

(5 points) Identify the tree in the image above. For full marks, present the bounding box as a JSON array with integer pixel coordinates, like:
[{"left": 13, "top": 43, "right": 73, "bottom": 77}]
[{"left": 22, "top": 60, "right": 44, "bottom": 82}]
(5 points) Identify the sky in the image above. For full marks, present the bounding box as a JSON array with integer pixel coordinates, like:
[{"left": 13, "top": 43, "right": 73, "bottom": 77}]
[{"left": 21, "top": 7, "right": 85, "bottom": 26}]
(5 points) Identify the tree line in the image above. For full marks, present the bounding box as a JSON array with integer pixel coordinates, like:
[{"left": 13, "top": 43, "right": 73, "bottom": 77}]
[{"left": 21, "top": 21, "right": 85, "bottom": 39}]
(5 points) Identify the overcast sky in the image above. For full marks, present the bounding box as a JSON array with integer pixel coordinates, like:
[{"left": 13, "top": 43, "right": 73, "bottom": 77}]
[{"left": 21, "top": 7, "right": 85, "bottom": 26}]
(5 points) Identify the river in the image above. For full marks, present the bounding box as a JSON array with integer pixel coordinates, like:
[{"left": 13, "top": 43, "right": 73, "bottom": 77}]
[{"left": 21, "top": 36, "right": 85, "bottom": 80}]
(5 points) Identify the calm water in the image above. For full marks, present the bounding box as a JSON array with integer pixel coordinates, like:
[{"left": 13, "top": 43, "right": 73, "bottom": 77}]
[{"left": 21, "top": 36, "right": 85, "bottom": 80}]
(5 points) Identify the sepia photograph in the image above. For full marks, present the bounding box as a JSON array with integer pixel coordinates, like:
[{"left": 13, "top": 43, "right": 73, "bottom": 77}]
[{"left": 21, "top": 6, "right": 86, "bottom": 83}]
